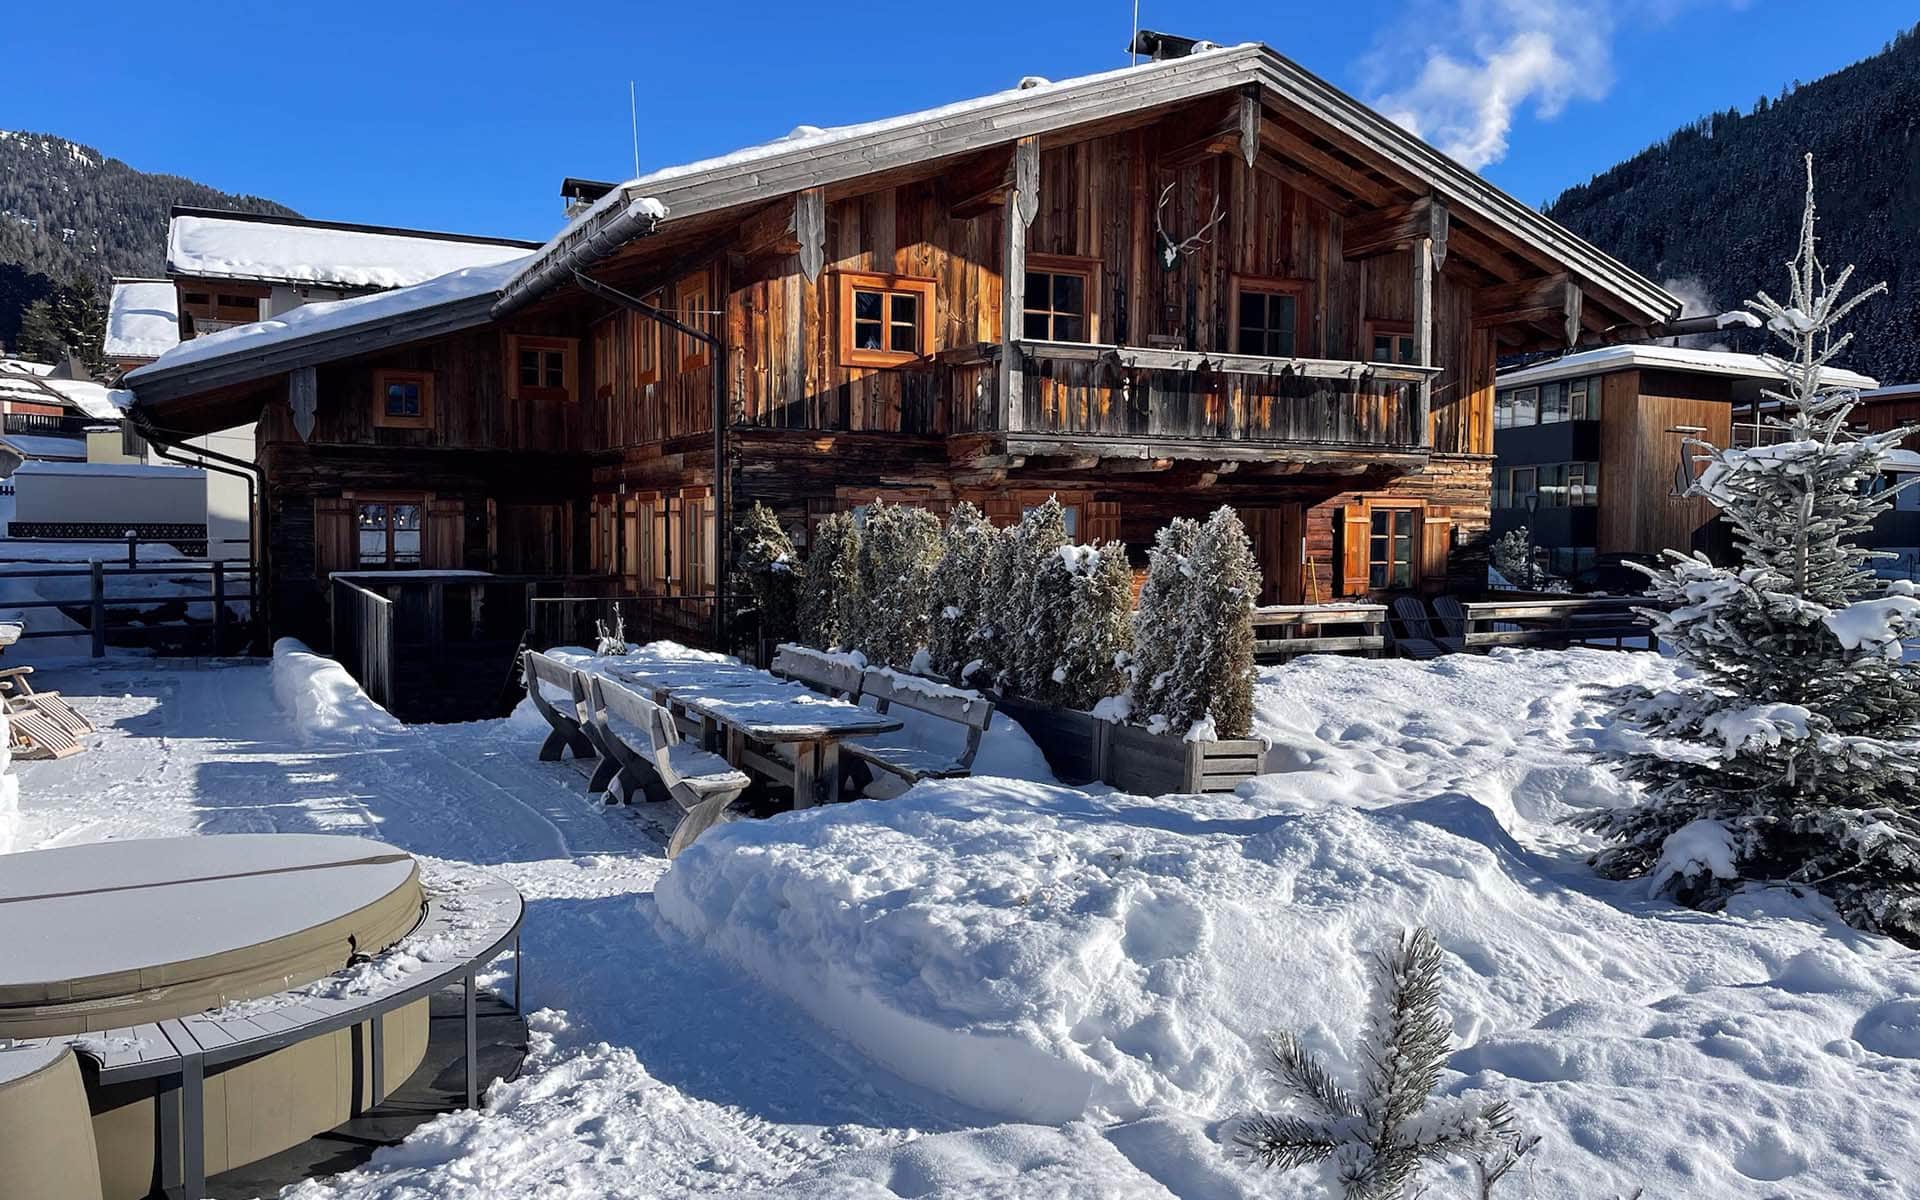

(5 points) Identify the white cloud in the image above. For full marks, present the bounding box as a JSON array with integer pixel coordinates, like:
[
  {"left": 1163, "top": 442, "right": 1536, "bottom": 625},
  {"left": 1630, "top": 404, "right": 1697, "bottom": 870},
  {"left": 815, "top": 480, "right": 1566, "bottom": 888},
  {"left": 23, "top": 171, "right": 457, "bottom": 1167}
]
[{"left": 1364, "top": 0, "right": 1740, "bottom": 171}]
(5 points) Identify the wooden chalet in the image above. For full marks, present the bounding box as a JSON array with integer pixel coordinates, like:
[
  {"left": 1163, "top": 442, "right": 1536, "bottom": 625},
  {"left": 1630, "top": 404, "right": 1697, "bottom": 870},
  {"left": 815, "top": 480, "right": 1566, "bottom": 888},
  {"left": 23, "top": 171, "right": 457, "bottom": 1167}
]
[{"left": 126, "top": 40, "right": 1682, "bottom": 654}]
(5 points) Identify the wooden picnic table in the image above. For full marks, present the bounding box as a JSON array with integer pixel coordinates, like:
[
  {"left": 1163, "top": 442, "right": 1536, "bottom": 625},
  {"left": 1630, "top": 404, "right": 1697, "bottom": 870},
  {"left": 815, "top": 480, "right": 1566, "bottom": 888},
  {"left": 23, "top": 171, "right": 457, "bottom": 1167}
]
[{"left": 596, "top": 659, "right": 900, "bottom": 807}]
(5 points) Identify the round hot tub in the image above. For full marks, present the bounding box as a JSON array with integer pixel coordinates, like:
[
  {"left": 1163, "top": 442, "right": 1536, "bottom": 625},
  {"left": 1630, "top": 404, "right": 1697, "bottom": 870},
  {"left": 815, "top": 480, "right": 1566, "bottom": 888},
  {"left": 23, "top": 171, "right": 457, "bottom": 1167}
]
[{"left": 0, "top": 835, "right": 522, "bottom": 1200}]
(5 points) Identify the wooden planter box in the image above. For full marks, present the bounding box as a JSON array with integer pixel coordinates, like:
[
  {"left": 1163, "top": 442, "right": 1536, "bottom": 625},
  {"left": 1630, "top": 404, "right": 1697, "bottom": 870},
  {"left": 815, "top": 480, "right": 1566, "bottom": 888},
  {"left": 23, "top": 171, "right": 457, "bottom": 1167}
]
[{"left": 996, "top": 695, "right": 1266, "bottom": 795}]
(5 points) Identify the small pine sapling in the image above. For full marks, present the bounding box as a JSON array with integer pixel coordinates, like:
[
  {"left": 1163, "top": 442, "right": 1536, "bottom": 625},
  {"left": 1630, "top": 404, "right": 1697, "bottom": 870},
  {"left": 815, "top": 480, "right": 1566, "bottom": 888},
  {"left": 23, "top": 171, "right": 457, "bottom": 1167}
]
[
  {"left": 1128, "top": 517, "right": 1199, "bottom": 730},
  {"left": 930, "top": 503, "right": 996, "bottom": 679},
  {"left": 1580, "top": 157, "right": 1920, "bottom": 943},
  {"left": 737, "top": 502, "right": 801, "bottom": 644},
  {"left": 1234, "top": 928, "right": 1514, "bottom": 1200},
  {"left": 855, "top": 500, "right": 945, "bottom": 668},
  {"left": 798, "top": 511, "right": 860, "bottom": 650}
]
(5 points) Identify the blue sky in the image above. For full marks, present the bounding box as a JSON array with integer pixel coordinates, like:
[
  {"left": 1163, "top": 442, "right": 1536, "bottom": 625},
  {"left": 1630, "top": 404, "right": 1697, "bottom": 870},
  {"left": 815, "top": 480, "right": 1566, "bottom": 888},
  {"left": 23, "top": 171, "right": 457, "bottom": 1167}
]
[{"left": 6, "top": 1, "right": 1913, "bottom": 242}]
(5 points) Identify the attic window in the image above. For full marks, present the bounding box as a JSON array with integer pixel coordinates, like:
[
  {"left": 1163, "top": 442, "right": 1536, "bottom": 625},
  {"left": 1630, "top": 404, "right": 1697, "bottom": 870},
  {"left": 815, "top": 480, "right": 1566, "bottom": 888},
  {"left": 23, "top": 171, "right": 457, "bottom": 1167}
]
[
  {"left": 836, "top": 271, "right": 936, "bottom": 368},
  {"left": 372, "top": 369, "right": 433, "bottom": 429}
]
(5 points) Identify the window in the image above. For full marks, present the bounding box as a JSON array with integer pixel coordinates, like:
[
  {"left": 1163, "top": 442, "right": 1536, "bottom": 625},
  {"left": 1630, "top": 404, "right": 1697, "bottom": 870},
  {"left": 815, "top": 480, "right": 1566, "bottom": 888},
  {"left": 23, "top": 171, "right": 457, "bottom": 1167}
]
[
  {"left": 836, "top": 272, "right": 936, "bottom": 368},
  {"left": 506, "top": 336, "right": 576, "bottom": 402},
  {"left": 1540, "top": 381, "right": 1569, "bottom": 424},
  {"left": 356, "top": 499, "right": 423, "bottom": 568},
  {"left": 371, "top": 369, "right": 433, "bottom": 429},
  {"left": 1506, "top": 466, "right": 1538, "bottom": 509},
  {"left": 1022, "top": 255, "right": 1097, "bottom": 343},
  {"left": 1365, "top": 320, "right": 1417, "bottom": 365},
  {"left": 1368, "top": 507, "right": 1416, "bottom": 589},
  {"left": 634, "top": 292, "right": 663, "bottom": 385},
  {"left": 679, "top": 281, "right": 711, "bottom": 370},
  {"left": 1511, "top": 386, "right": 1539, "bottom": 426},
  {"left": 1496, "top": 376, "right": 1601, "bottom": 428},
  {"left": 1231, "top": 278, "right": 1307, "bottom": 357}
]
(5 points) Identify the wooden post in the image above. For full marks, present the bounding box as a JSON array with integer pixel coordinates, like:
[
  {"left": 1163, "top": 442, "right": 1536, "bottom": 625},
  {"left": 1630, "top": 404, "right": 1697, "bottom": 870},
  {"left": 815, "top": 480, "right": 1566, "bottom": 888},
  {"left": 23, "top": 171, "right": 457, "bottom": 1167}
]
[
  {"left": 90, "top": 561, "right": 106, "bottom": 658},
  {"left": 999, "top": 137, "right": 1038, "bottom": 433},
  {"left": 1411, "top": 231, "right": 1435, "bottom": 448},
  {"left": 126, "top": 533, "right": 137, "bottom": 569},
  {"left": 211, "top": 560, "right": 226, "bottom": 654}
]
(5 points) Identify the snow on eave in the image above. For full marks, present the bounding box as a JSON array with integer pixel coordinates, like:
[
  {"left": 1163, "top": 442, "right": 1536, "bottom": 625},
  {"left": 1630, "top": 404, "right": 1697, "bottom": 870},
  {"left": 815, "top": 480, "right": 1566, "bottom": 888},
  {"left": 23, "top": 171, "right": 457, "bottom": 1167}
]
[
  {"left": 167, "top": 212, "right": 539, "bottom": 291},
  {"left": 104, "top": 279, "right": 181, "bottom": 361},
  {"left": 1496, "top": 344, "right": 1878, "bottom": 391},
  {"left": 500, "top": 43, "right": 1676, "bottom": 325},
  {"left": 126, "top": 255, "right": 530, "bottom": 390}
]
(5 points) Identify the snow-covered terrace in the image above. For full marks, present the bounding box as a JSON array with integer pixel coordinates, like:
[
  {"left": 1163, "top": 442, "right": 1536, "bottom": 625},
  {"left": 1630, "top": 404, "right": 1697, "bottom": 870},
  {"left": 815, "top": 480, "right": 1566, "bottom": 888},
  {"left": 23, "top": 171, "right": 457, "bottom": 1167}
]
[{"left": 5, "top": 643, "right": 1917, "bottom": 1198}]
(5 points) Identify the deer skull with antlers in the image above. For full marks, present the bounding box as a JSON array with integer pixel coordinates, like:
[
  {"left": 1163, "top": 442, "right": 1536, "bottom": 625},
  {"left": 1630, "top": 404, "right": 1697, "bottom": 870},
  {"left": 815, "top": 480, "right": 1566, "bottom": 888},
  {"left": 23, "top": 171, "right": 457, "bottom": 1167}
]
[{"left": 1154, "top": 182, "right": 1225, "bottom": 270}]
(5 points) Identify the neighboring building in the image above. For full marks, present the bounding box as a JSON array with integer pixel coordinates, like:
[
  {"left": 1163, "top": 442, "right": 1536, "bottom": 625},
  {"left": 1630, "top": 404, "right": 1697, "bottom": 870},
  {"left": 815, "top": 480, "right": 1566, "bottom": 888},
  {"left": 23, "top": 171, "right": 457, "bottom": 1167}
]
[
  {"left": 103, "top": 278, "right": 182, "bottom": 373},
  {"left": 127, "top": 43, "right": 1680, "bottom": 649},
  {"left": 1854, "top": 383, "right": 1920, "bottom": 579},
  {"left": 1492, "top": 344, "right": 1877, "bottom": 581}
]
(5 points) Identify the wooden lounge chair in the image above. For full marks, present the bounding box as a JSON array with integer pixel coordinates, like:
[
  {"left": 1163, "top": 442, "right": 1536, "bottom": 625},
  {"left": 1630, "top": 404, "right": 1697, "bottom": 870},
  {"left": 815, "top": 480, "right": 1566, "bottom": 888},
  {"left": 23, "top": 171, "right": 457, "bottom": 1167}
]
[
  {"left": 6, "top": 696, "right": 82, "bottom": 760},
  {"left": 1430, "top": 596, "right": 1469, "bottom": 654},
  {"left": 0, "top": 666, "right": 93, "bottom": 737},
  {"left": 1388, "top": 597, "right": 1448, "bottom": 660},
  {"left": 585, "top": 675, "right": 751, "bottom": 856},
  {"left": 522, "top": 651, "right": 596, "bottom": 762},
  {"left": 843, "top": 668, "right": 995, "bottom": 795}
]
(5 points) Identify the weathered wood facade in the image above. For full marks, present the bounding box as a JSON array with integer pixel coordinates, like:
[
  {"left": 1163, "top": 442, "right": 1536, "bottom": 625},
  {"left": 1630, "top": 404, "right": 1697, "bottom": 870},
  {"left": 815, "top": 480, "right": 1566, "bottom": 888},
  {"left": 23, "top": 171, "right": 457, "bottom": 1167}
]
[{"left": 129, "top": 45, "right": 1679, "bottom": 648}]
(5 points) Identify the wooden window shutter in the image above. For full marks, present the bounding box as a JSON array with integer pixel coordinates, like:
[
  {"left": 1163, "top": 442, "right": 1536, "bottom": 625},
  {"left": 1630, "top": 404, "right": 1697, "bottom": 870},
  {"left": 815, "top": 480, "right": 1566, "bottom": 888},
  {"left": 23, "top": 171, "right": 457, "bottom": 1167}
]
[
  {"left": 1420, "top": 505, "right": 1453, "bottom": 589},
  {"left": 314, "top": 496, "right": 355, "bottom": 580},
  {"left": 1085, "top": 500, "right": 1121, "bottom": 544},
  {"left": 1338, "top": 504, "right": 1370, "bottom": 596},
  {"left": 426, "top": 497, "right": 465, "bottom": 570}
]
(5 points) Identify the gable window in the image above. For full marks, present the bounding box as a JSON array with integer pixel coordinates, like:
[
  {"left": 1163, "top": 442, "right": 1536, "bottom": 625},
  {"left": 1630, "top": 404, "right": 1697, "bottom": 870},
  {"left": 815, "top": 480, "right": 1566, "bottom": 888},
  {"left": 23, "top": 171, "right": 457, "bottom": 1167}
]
[
  {"left": 1023, "top": 256, "right": 1097, "bottom": 343},
  {"left": 356, "top": 498, "right": 423, "bottom": 568},
  {"left": 507, "top": 335, "right": 577, "bottom": 402},
  {"left": 371, "top": 369, "right": 433, "bottom": 429},
  {"left": 1368, "top": 507, "right": 1416, "bottom": 589},
  {"left": 1365, "top": 320, "right": 1417, "bottom": 365},
  {"left": 836, "top": 271, "right": 936, "bottom": 368},
  {"left": 1231, "top": 278, "right": 1307, "bottom": 358}
]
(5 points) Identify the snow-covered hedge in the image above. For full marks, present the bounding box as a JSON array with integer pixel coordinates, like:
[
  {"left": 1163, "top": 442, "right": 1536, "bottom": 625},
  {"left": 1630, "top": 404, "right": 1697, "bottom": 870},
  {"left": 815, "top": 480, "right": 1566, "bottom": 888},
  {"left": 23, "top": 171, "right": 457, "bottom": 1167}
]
[
  {"left": 737, "top": 501, "right": 801, "bottom": 643},
  {"left": 854, "top": 500, "right": 943, "bottom": 669},
  {"left": 271, "top": 637, "right": 405, "bottom": 745}
]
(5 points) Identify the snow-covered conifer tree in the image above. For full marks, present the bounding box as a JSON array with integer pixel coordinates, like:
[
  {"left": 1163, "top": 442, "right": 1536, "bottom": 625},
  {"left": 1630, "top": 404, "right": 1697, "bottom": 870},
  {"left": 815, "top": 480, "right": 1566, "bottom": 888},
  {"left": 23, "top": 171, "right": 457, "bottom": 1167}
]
[
  {"left": 1234, "top": 928, "right": 1514, "bottom": 1199},
  {"left": 1002, "top": 499, "right": 1069, "bottom": 692},
  {"left": 855, "top": 501, "right": 944, "bottom": 668},
  {"left": 1128, "top": 517, "right": 1199, "bottom": 729},
  {"left": 930, "top": 503, "right": 995, "bottom": 679},
  {"left": 967, "top": 522, "right": 1022, "bottom": 685},
  {"left": 798, "top": 511, "right": 860, "bottom": 650},
  {"left": 1061, "top": 539, "right": 1136, "bottom": 709},
  {"left": 1170, "top": 506, "right": 1259, "bottom": 739},
  {"left": 737, "top": 502, "right": 801, "bottom": 643},
  {"left": 1582, "top": 156, "right": 1920, "bottom": 943}
]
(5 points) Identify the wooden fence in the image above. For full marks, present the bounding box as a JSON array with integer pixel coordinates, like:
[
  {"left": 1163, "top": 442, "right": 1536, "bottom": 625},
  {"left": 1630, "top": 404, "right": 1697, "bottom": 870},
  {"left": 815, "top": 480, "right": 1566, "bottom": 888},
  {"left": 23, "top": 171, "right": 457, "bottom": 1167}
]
[
  {"left": 331, "top": 577, "right": 395, "bottom": 710},
  {"left": 1459, "top": 596, "right": 1658, "bottom": 651},
  {"left": 1251, "top": 603, "right": 1388, "bottom": 661},
  {"left": 0, "top": 552, "right": 256, "bottom": 657}
]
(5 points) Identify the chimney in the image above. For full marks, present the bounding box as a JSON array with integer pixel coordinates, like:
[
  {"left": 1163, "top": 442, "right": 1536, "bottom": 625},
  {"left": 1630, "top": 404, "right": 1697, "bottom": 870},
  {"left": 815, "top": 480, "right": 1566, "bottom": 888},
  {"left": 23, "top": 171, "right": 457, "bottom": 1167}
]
[
  {"left": 561, "top": 177, "right": 619, "bottom": 220},
  {"left": 1127, "top": 30, "right": 1218, "bottom": 61}
]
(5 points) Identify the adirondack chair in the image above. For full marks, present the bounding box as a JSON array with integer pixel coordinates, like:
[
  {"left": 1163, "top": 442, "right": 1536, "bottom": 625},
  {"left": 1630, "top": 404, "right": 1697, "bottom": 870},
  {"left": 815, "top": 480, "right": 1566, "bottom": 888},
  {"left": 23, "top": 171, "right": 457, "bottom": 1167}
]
[
  {"left": 843, "top": 668, "right": 995, "bottom": 795},
  {"left": 1430, "top": 596, "right": 1470, "bottom": 654},
  {"left": 769, "top": 644, "right": 865, "bottom": 699},
  {"left": 0, "top": 666, "right": 92, "bottom": 738},
  {"left": 522, "top": 651, "right": 596, "bottom": 761},
  {"left": 585, "top": 675, "right": 751, "bottom": 856},
  {"left": 1388, "top": 597, "right": 1448, "bottom": 660}
]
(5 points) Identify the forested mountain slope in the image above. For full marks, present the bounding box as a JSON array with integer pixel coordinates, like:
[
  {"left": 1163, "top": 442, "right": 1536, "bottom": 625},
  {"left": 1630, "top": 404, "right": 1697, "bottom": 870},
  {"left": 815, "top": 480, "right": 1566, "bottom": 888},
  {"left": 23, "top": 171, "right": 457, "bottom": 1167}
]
[
  {"left": 0, "top": 131, "right": 295, "bottom": 350},
  {"left": 1546, "top": 23, "right": 1920, "bottom": 384}
]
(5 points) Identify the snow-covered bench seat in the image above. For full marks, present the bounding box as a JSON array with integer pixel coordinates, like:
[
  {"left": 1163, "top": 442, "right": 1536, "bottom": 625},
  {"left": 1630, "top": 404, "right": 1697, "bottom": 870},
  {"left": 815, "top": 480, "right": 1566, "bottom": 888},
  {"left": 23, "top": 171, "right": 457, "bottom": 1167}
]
[
  {"left": 769, "top": 643, "right": 865, "bottom": 699},
  {"left": 844, "top": 668, "right": 995, "bottom": 790},
  {"left": 523, "top": 650, "right": 595, "bottom": 761},
  {"left": 583, "top": 674, "right": 751, "bottom": 856}
]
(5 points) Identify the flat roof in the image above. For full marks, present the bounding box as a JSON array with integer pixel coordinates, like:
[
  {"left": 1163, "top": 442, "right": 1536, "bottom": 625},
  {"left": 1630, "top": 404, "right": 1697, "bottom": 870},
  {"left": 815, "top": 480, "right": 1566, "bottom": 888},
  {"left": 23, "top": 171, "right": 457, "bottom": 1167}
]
[
  {"left": 1496, "top": 343, "right": 1878, "bottom": 391},
  {"left": 104, "top": 278, "right": 181, "bottom": 361},
  {"left": 167, "top": 207, "right": 541, "bottom": 291}
]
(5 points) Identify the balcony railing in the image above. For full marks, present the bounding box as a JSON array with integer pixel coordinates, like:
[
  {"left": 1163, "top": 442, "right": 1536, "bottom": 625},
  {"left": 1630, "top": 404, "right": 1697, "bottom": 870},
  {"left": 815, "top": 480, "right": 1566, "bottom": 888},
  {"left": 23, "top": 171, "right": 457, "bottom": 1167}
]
[
  {"left": 945, "top": 341, "right": 1435, "bottom": 451},
  {"left": 3, "top": 412, "right": 94, "bottom": 436}
]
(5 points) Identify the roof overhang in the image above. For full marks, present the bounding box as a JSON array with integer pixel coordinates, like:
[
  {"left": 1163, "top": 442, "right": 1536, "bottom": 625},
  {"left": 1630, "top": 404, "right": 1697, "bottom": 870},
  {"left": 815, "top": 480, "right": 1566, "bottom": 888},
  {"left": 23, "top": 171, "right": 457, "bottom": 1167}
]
[{"left": 494, "top": 44, "right": 1678, "bottom": 328}]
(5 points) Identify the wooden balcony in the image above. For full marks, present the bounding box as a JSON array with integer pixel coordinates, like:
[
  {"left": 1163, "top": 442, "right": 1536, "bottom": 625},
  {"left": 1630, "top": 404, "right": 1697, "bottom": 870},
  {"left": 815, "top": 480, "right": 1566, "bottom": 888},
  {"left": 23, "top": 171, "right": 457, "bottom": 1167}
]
[{"left": 944, "top": 341, "right": 1436, "bottom": 468}]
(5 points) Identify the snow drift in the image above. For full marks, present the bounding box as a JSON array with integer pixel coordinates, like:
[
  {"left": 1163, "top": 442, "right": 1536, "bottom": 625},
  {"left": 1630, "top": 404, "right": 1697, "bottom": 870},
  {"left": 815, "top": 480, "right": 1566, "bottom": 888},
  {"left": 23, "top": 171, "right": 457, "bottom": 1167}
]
[
  {"left": 271, "top": 638, "right": 405, "bottom": 745},
  {"left": 659, "top": 650, "right": 1920, "bottom": 1199}
]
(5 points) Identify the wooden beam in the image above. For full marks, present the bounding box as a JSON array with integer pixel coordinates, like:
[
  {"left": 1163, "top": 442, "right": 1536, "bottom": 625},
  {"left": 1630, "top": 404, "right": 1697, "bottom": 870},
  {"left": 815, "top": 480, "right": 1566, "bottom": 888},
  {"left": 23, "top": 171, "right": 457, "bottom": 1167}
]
[
  {"left": 1252, "top": 157, "right": 1356, "bottom": 216},
  {"left": 1258, "top": 120, "right": 1397, "bottom": 206},
  {"left": 1439, "top": 221, "right": 1524, "bottom": 284},
  {"left": 948, "top": 146, "right": 1017, "bottom": 218},
  {"left": 1411, "top": 233, "right": 1434, "bottom": 448},
  {"left": 734, "top": 200, "right": 800, "bottom": 258},
  {"left": 1472, "top": 273, "right": 1577, "bottom": 328},
  {"left": 795, "top": 188, "right": 826, "bottom": 283},
  {"left": 1239, "top": 88, "right": 1260, "bottom": 169},
  {"left": 999, "top": 137, "right": 1038, "bottom": 433},
  {"left": 1343, "top": 195, "right": 1448, "bottom": 260},
  {"left": 1562, "top": 283, "right": 1584, "bottom": 348}
]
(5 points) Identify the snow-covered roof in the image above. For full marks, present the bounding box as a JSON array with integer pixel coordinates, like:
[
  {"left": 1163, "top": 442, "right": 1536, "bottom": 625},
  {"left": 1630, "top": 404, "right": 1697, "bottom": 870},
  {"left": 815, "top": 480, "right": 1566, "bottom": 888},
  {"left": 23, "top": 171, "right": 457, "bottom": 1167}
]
[
  {"left": 1859, "top": 382, "right": 1920, "bottom": 403},
  {"left": 14, "top": 458, "right": 201, "bottom": 479},
  {"left": 167, "top": 209, "right": 539, "bottom": 291},
  {"left": 0, "top": 434, "right": 86, "bottom": 461},
  {"left": 104, "top": 279, "right": 180, "bottom": 361},
  {"left": 1497, "top": 344, "right": 1878, "bottom": 391},
  {"left": 496, "top": 43, "right": 1679, "bottom": 325},
  {"left": 127, "top": 255, "right": 529, "bottom": 381},
  {"left": 0, "top": 362, "right": 130, "bottom": 420}
]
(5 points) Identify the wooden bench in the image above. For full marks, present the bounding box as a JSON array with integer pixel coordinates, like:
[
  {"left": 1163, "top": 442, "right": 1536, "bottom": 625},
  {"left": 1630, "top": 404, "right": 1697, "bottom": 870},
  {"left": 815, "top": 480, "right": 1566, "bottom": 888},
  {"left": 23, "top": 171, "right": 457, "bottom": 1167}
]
[
  {"left": 522, "top": 651, "right": 595, "bottom": 762},
  {"left": 770, "top": 643, "right": 865, "bottom": 699},
  {"left": 584, "top": 675, "right": 751, "bottom": 856},
  {"left": 843, "top": 668, "right": 995, "bottom": 792}
]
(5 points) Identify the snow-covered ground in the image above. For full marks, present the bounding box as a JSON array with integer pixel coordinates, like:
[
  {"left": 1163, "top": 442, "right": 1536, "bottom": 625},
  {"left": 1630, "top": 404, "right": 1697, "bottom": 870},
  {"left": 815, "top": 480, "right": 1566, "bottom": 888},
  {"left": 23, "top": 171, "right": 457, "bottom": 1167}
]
[{"left": 10, "top": 647, "right": 1920, "bottom": 1198}]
